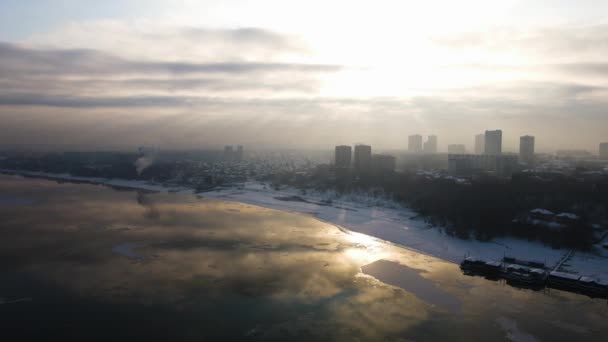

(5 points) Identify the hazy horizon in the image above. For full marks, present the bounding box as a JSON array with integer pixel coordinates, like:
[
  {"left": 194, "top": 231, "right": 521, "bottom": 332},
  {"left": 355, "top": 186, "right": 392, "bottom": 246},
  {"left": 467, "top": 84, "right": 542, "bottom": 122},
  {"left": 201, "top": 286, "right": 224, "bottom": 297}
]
[{"left": 1, "top": 1, "right": 607, "bottom": 153}]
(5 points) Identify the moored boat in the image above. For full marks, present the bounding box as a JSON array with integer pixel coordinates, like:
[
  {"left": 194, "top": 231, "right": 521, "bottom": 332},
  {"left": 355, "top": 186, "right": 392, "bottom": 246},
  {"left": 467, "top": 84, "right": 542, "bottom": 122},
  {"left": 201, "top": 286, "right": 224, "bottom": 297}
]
[
  {"left": 566, "top": 276, "right": 608, "bottom": 298},
  {"left": 460, "top": 257, "right": 502, "bottom": 277},
  {"left": 547, "top": 271, "right": 581, "bottom": 292},
  {"left": 502, "top": 264, "right": 547, "bottom": 289}
]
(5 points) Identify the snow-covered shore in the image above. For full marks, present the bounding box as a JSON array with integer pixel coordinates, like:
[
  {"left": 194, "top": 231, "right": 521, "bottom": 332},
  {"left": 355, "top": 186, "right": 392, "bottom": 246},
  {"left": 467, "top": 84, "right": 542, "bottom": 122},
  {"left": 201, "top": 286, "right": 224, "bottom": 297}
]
[
  {"left": 4, "top": 170, "right": 608, "bottom": 281},
  {"left": 203, "top": 183, "right": 566, "bottom": 263},
  {"left": 203, "top": 183, "right": 608, "bottom": 281}
]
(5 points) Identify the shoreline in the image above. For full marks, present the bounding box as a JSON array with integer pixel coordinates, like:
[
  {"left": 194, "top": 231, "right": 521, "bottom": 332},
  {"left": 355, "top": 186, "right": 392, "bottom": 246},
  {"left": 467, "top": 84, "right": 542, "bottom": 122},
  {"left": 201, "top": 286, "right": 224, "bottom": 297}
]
[{"left": 3, "top": 169, "right": 608, "bottom": 282}]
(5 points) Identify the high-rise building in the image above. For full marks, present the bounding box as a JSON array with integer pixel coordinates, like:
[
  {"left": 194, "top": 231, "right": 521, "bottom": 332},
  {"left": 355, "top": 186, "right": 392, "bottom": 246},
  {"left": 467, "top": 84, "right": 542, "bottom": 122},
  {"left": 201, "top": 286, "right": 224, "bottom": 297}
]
[
  {"left": 423, "top": 135, "right": 438, "bottom": 153},
  {"left": 448, "top": 144, "right": 466, "bottom": 154},
  {"left": 235, "top": 145, "right": 244, "bottom": 162},
  {"left": 448, "top": 154, "right": 518, "bottom": 177},
  {"left": 408, "top": 135, "right": 423, "bottom": 153},
  {"left": 485, "top": 130, "right": 502, "bottom": 155},
  {"left": 475, "top": 134, "right": 485, "bottom": 154},
  {"left": 334, "top": 145, "right": 352, "bottom": 168},
  {"left": 353, "top": 144, "right": 372, "bottom": 173},
  {"left": 600, "top": 143, "right": 608, "bottom": 160},
  {"left": 519, "top": 136, "right": 535, "bottom": 164},
  {"left": 223, "top": 145, "right": 234, "bottom": 161}
]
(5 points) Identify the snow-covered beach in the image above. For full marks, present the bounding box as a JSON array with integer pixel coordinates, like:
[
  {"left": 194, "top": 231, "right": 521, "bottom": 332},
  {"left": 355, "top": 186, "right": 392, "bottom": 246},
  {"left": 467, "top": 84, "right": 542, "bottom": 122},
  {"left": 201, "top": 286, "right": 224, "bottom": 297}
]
[
  {"left": 4, "top": 170, "right": 608, "bottom": 281},
  {"left": 205, "top": 183, "right": 608, "bottom": 283},
  {"left": 202, "top": 185, "right": 565, "bottom": 262}
]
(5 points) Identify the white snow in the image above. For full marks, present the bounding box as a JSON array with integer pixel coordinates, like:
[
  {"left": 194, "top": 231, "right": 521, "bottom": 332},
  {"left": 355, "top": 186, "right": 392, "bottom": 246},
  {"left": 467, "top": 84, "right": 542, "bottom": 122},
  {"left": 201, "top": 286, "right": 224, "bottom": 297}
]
[
  {"left": 549, "top": 271, "right": 580, "bottom": 280},
  {"left": 530, "top": 268, "right": 545, "bottom": 275},
  {"left": 530, "top": 208, "right": 554, "bottom": 215},
  {"left": 560, "top": 249, "right": 608, "bottom": 280},
  {"left": 556, "top": 212, "right": 579, "bottom": 220},
  {"left": 528, "top": 219, "right": 565, "bottom": 230}
]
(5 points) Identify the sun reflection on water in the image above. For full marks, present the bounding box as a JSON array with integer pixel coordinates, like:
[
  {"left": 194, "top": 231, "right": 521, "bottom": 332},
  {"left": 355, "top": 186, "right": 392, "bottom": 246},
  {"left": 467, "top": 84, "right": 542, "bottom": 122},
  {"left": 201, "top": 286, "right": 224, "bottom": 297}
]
[{"left": 343, "top": 231, "right": 390, "bottom": 265}]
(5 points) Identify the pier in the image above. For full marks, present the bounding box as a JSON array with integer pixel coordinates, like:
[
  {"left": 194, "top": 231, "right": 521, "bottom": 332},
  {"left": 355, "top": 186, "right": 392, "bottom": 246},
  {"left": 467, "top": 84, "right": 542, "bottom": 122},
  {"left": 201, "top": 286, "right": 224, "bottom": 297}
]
[{"left": 460, "top": 255, "right": 608, "bottom": 298}]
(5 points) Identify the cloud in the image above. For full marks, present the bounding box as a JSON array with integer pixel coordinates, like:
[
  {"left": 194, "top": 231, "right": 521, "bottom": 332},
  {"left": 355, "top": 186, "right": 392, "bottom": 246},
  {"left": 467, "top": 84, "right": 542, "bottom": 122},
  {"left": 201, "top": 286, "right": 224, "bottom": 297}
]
[
  {"left": 432, "top": 25, "right": 608, "bottom": 63},
  {"left": 0, "top": 41, "right": 341, "bottom": 98},
  {"left": 0, "top": 93, "right": 188, "bottom": 107},
  {"left": 0, "top": 42, "right": 340, "bottom": 76},
  {"left": 24, "top": 21, "right": 308, "bottom": 62},
  {"left": 555, "top": 62, "right": 608, "bottom": 77},
  {"left": 176, "top": 27, "right": 304, "bottom": 52},
  {"left": 0, "top": 23, "right": 339, "bottom": 99},
  {"left": 1, "top": 20, "right": 607, "bottom": 153}
]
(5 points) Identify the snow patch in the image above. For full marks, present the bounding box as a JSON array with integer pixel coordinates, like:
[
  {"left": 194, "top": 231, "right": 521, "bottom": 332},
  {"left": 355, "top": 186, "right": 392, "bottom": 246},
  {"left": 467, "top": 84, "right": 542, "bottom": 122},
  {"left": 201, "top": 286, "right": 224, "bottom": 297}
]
[{"left": 530, "top": 208, "right": 553, "bottom": 216}]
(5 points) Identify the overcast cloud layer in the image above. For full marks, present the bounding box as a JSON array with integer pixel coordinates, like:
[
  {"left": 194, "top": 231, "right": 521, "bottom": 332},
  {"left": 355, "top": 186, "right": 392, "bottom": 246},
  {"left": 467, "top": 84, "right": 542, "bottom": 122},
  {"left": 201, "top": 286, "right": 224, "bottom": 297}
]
[{"left": 0, "top": 1, "right": 607, "bottom": 152}]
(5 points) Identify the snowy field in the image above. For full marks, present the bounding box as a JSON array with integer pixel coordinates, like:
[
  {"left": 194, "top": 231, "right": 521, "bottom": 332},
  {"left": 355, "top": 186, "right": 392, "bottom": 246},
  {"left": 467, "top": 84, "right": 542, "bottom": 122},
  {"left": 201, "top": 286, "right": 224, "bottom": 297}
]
[{"left": 3, "top": 171, "right": 608, "bottom": 281}]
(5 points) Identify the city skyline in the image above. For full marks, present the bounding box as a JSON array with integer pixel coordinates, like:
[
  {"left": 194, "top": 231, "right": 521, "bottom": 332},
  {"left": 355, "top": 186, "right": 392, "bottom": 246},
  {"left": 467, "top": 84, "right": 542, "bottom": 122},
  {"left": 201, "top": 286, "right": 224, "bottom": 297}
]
[{"left": 333, "top": 131, "right": 608, "bottom": 159}]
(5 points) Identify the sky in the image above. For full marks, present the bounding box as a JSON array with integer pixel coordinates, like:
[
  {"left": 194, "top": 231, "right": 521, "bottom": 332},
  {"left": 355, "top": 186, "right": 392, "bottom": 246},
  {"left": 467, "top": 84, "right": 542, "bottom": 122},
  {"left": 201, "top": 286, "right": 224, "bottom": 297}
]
[{"left": 0, "top": 0, "right": 607, "bottom": 152}]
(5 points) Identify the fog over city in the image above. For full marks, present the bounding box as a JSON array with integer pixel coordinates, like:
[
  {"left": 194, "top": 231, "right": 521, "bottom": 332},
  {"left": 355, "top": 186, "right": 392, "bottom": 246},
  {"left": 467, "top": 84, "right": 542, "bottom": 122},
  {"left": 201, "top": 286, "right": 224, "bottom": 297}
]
[{"left": 1, "top": 0, "right": 607, "bottom": 152}]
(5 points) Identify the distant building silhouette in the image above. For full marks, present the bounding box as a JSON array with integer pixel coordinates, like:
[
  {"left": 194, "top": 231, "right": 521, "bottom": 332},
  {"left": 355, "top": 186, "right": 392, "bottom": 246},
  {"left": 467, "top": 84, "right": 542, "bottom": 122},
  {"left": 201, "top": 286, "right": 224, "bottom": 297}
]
[
  {"left": 485, "top": 130, "right": 502, "bottom": 155},
  {"left": 408, "top": 135, "right": 423, "bottom": 153},
  {"left": 448, "top": 144, "right": 466, "bottom": 154},
  {"left": 423, "top": 135, "right": 438, "bottom": 153},
  {"left": 372, "top": 154, "right": 396, "bottom": 173},
  {"left": 556, "top": 150, "right": 593, "bottom": 159},
  {"left": 475, "top": 134, "right": 485, "bottom": 154},
  {"left": 519, "top": 135, "right": 535, "bottom": 164},
  {"left": 223, "top": 145, "right": 234, "bottom": 161},
  {"left": 353, "top": 144, "right": 372, "bottom": 173},
  {"left": 236, "top": 145, "right": 245, "bottom": 161},
  {"left": 448, "top": 154, "right": 518, "bottom": 177},
  {"left": 334, "top": 145, "right": 352, "bottom": 168},
  {"left": 223, "top": 145, "right": 244, "bottom": 162},
  {"left": 600, "top": 143, "right": 608, "bottom": 160}
]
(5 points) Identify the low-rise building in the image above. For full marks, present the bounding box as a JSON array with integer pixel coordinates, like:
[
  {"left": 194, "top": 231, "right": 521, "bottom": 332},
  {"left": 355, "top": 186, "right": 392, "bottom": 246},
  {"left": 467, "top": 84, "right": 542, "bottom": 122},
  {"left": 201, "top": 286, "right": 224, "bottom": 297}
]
[
  {"left": 448, "top": 154, "right": 518, "bottom": 176},
  {"left": 372, "top": 154, "right": 396, "bottom": 173},
  {"left": 600, "top": 143, "right": 608, "bottom": 160},
  {"left": 448, "top": 144, "right": 466, "bottom": 154}
]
